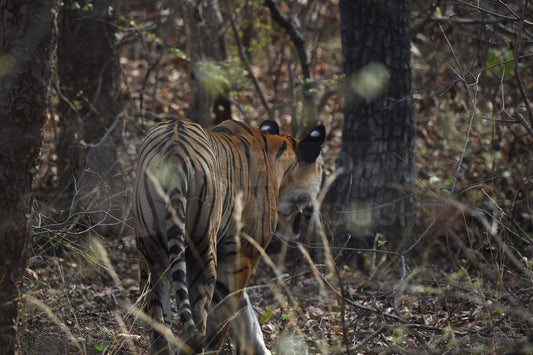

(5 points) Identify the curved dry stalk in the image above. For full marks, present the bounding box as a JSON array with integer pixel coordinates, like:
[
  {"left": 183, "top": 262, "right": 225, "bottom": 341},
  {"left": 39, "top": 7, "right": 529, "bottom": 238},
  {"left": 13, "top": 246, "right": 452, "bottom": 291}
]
[
  {"left": 120, "top": 300, "right": 190, "bottom": 352},
  {"left": 24, "top": 295, "right": 85, "bottom": 354}
]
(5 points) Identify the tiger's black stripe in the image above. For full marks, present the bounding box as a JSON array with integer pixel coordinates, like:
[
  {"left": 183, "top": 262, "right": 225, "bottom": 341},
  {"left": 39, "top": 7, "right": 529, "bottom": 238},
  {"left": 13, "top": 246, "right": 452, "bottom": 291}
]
[{"left": 133, "top": 119, "right": 325, "bottom": 354}]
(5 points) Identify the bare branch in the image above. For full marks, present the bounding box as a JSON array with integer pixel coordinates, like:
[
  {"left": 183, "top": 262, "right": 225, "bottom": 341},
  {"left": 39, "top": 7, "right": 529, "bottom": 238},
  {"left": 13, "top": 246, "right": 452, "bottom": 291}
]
[
  {"left": 224, "top": 0, "right": 272, "bottom": 119},
  {"left": 454, "top": 0, "right": 533, "bottom": 26},
  {"left": 263, "top": 0, "right": 311, "bottom": 81},
  {"left": 264, "top": 0, "right": 317, "bottom": 132},
  {"left": 512, "top": 0, "right": 533, "bottom": 138}
]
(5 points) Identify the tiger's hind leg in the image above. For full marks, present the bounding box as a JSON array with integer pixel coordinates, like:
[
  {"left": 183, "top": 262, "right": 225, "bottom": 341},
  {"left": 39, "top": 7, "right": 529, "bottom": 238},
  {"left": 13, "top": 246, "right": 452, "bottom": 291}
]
[
  {"left": 175, "top": 179, "right": 221, "bottom": 353},
  {"left": 138, "top": 246, "right": 174, "bottom": 355},
  {"left": 205, "top": 246, "right": 270, "bottom": 354},
  {"left": 180, "top": 233, "right": 217, "bottom": 353},
  {"left": 170, "top": 204, "right": 219, "bottom": 353},
  {"left": 204, "top": 252, "right": 255, "bottom": 352},
  {"left": 168, "top": 229, "right": 206, "bottom": 353}
]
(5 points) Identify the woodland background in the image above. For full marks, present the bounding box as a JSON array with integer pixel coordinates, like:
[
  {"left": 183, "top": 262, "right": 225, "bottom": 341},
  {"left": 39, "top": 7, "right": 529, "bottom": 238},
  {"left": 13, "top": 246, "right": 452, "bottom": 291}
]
[{"left": 1, "top": 0, "right": 533, "bottom": 354}]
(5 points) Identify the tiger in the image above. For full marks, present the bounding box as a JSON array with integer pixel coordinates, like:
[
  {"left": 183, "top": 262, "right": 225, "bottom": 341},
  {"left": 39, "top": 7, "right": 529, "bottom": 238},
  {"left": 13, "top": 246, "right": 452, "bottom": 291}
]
[{"left": 132, "top": 118, "right": 325, "bottom": 354}]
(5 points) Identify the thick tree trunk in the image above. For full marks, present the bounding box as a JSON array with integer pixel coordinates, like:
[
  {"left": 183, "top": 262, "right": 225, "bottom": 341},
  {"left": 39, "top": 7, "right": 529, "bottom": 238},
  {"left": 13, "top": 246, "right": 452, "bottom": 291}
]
[
  {"left": 55, "top": 0, "right": 124, "bottom": 233},
  {"left": 328, "top": 0, "right": 414, "bottom": 246},
  {"left": 0, "top": 0, "right": 58, "bottom": 352}
]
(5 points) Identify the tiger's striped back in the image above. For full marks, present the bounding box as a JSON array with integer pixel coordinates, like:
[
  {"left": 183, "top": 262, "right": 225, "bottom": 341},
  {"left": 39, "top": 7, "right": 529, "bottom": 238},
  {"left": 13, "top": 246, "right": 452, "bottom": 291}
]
[{"left": 133, "top": 119, "right": 325, "bottom": 354}]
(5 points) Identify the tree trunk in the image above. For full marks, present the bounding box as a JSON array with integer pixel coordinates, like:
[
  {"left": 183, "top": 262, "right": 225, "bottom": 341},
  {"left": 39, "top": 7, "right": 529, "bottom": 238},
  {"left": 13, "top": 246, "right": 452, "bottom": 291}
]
[
  {"left": 180, "top": 0, "right": 231, "bottom": 127},
  {"left": 55, "top": 0, "right": 124, "bottom": 234},
  {"left": 264, "top": 0, "right": 317, "bottom": 136},
  {"left": 0, "top": 0, "right": 58, "bottom": 352},
  {"left": 327, "top": 0, "right": 414, "bottom": 246}
]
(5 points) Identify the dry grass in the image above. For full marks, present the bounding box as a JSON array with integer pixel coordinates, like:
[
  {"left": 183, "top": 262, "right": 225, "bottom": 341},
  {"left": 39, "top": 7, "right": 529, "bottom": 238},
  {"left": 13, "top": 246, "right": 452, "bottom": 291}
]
[
  {"left": 22, "top": 1, "right": 533, "bottom": 354},
  {"left": 21, "top": 186, "right": 533, "bottom": 354}
]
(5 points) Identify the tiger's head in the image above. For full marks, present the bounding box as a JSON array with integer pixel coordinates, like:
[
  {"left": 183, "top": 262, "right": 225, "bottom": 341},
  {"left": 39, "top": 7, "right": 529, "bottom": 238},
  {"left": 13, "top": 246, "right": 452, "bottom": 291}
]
[{"left": 260, "top": 121, "right": 326, "bottom": 240}]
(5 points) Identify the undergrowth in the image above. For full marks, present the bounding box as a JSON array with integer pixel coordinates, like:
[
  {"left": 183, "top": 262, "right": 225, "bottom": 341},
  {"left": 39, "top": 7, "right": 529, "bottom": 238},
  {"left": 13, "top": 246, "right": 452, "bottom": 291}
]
[{"left": 21, "top": 1, "right": 533, "bottom": 354}]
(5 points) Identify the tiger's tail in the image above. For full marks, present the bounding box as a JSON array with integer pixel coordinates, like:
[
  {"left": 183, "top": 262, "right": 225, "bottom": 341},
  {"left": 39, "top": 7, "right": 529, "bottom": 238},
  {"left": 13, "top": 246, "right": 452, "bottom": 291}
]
[
  {"left": 137, "top": 166, "right": 205, "bottom": 353},
  {"left": 166, "top": 197, "right": 206, "bottom": 352}
]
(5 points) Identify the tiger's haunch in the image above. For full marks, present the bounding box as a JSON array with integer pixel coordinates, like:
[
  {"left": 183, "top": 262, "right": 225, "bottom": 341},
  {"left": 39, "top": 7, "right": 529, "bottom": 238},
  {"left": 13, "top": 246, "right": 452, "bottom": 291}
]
[{"left": 133, "top": 119, "right": 325, "bottom": 354}]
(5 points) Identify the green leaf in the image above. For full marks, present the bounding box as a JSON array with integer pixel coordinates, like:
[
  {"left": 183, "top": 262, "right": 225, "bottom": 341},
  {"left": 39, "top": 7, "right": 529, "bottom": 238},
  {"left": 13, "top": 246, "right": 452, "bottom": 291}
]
[
  {"left": 94, "top": 343, "right": 107, "bottom": 352},
  {"left": 73, "top": 100, "right": 83, "bottom": 111},
  {"left": 170, "top": 46, "right": 189, "bottom": 61},
  {"left": 259, "top": 306, "right": 274, "bottom": 323}
]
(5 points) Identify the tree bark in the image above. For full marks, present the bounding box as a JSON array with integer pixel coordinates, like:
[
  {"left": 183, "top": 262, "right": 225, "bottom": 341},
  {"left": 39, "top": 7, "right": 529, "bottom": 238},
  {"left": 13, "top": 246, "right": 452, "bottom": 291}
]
[
  {"left": 55, "top": 0, "right": 124, "bottom": 234},
  {"left": 328, "top": 0, "right": 414, "bottom": 245},
  {"left": 0, "top": 0, "right": 58, "bottom": 352},
  {"left": 180, "top": 0, "right": 231, "bottom": 127},
  {"left": 264, "top": 0, "right": 317, "bottom": 136}
]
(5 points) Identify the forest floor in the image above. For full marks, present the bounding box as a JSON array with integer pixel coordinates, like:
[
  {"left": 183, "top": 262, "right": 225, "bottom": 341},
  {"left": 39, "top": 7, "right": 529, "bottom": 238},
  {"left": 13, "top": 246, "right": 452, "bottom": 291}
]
[
  {"left": 20, "top": 2, "right": 533, "bottom": 354},
  {"left": 20, "top": 229, "right": 533, "bottom": 354}
]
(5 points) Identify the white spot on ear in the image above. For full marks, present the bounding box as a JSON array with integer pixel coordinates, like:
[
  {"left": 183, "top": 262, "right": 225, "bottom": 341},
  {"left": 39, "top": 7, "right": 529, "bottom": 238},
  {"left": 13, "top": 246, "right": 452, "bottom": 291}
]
[
  {"left": 260, "top": 120, "right": 279, "bottom": 134},
  {"left": 310, "top": 129, "right": 321, "bottom": 138}
]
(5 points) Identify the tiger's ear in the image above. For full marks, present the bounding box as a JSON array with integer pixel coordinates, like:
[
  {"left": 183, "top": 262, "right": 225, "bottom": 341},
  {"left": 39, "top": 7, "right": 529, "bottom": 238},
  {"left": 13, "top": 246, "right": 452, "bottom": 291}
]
[
  {"left": 298, "top": 125, "right": 326, "bottom": 163},
  {"left": 259, "top": 120, "right": 279, "bottom": 135}
]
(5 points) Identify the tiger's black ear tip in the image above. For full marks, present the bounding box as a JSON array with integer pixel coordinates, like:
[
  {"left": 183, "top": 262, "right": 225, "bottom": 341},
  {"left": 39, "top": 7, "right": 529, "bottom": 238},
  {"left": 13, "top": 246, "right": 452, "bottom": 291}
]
[
  {"left": 311, "top": 125, "right": 326, "bottom": 141},
  {"left": 298, "top": 124, "right": 327, "bottom": 163},
  {"left": 259, "top": 120, "right": 280, "bottom": 135},
  {"left": 305, "top": 124, "right": 326, "bottom": 143}
]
